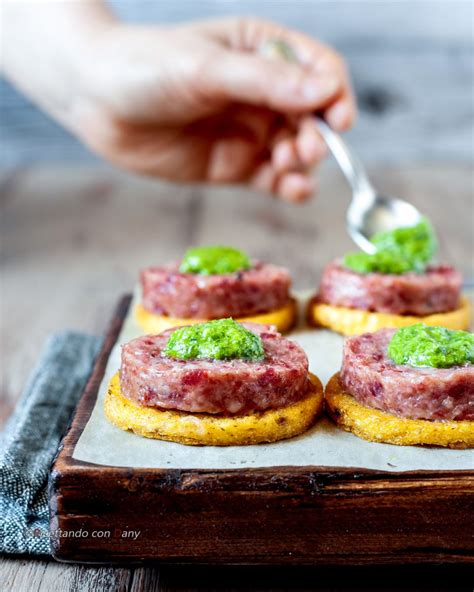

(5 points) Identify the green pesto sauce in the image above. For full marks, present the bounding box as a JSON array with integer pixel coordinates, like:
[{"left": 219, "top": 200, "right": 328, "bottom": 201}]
[
  {"left": 343, "top": 218, "right": 437, "bottom": 275},
  {"left": 163, "top": 318, "right": 264, "bottom": 361},
  {"left": 388, "top": 324, "right": 474, "bottom": 369},
  {"left": 179, "top": 246, "right": 251, "bottom": 275}
]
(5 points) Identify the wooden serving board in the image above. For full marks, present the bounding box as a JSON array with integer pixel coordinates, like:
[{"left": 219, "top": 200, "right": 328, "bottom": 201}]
[{"left": 49, "top": 296, "right": 474, "bottom": 565}]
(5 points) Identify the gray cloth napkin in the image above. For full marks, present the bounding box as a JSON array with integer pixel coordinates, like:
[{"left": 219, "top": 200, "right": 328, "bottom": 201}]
[{"left": 0, "top": 331, "right": 101, "bottom": 555}]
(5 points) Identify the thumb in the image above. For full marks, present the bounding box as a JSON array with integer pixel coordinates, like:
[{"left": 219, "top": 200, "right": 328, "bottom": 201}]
[{"left": 202, "top": 50, "right": 341, "bottom": 113}]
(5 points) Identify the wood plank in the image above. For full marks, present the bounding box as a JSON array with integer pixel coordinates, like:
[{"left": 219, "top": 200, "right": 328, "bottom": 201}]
[
  {"left": 128, "top": 567, "right": 162, "bottom": 592},
  {"left": 195, "top": 163, "right": 474, "bottom": 284},
  {"left": 2, "top": 557, "right": 473, "bottom": 591},
  {"left": 0, "top": 558, "right": 134, "bottom": 592},
  {"left": 0, "top": 165, "right": 198, "bottom": 428},
  {"left": 37, "top": 563, "right": 132, "bottom": 592},
  {"left": 1, "top": 557, "right": 49, "bottom": 591},
  {"left": 1, "top": 163, "right": 472, "bottom": 429},
  {"left": 143, "top": 564, "right": 474, "bottom": 591}
]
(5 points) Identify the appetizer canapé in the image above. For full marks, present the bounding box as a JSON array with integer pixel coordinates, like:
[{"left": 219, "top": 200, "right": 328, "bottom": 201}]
[
  {"left": 309, "top": 219, "right": 470, "bottom": 335},
  {"left": 105, "top": 319, "right": 323, "bottom": 446},
  {"left": 136, "top": 246, "right": 296, "bottom": 333},
  {"left": 325, "top": 324, "right": 474, "bottom": 448}
]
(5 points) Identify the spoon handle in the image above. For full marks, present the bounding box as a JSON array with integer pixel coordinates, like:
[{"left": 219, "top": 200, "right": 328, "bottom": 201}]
[
  {"left": 315, "top": 117, "right": 373, "bottom": 196},
  {"left": 260, "top": 39, "right": 375, "bottom": 197}
]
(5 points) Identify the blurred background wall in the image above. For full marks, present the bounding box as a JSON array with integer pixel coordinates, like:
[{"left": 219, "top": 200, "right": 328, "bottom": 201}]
[{"left": 1, "top": 0, "right": 473, "bottom": 166}]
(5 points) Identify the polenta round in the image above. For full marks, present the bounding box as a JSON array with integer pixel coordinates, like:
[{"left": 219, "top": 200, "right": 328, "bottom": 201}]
[
  {"left": 308, "top": 296, "right": 470, "bottom": 336},
  {"left": 105, "top": 372, "right": 323, "bottom": 446},
  {"left": 325, "top": 373, "right": 474, "bottom": 449},
  {"left": 135, "top": 298, "right": 297, "bottom": 335}
]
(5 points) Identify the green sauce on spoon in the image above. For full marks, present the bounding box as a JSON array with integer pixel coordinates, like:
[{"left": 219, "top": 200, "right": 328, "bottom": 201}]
[{"left": 343, "top": 218, "right": 437, "bottom": 275}]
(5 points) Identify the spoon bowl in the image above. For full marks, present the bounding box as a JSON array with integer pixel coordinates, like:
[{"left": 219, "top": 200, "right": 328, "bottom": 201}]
[
  {"left": 316, "top": 117, "right": 424, "bottom": 253},
  {"left": 347, "top": 191, "right": 423, "bottom": 253}
]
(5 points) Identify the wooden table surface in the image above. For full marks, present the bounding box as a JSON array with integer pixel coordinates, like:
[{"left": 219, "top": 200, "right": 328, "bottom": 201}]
[{"left": 1, "top": 163, "right": 473, "bottom": 590}]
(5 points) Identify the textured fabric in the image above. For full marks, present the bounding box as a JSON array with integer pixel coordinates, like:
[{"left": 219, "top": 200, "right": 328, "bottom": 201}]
[{"left": 0, "top": 331, "right": 101, "bottom": 555}]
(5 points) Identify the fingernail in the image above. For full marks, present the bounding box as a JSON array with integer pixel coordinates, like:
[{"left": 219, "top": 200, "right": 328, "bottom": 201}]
[{"left": 302, "top": 75, "right": 339, "bottom": 102}]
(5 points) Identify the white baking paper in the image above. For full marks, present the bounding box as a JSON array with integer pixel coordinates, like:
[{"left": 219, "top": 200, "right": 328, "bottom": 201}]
[{"left": 73, "top": 290, "right": 473, "bottom": 472}]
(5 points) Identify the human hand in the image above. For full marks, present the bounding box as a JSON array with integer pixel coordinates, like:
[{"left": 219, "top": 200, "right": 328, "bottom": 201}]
[{"left": 4, "top": 7, "right": 356, "bottom": 202}]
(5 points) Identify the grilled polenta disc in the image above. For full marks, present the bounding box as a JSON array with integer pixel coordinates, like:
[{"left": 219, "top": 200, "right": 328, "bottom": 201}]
[
  {"left": 325, "top": 373, "right": 474, "bottom": 449},
  {"left": 105, "top": 372, "right": 323, "bottom": 446},
  {"left": 135, "top": 297, "right": 297, "bottom": 335},
  {"left": 308, "top": 296, "right": 470, "bottom": 336}
]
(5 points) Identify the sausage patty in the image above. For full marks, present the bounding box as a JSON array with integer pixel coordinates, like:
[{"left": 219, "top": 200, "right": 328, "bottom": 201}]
[
  {"left": 318, "top": 260, "right": 461, "bottom": 316},
  {"left": 120, "top": 323, "right": 309, "bottom": 415},
  {"left": 141, "top": 261, "right": 291, "bottom": 319},
  {"left": 340, "top": 329, "right": 474, "bottom": 421}
]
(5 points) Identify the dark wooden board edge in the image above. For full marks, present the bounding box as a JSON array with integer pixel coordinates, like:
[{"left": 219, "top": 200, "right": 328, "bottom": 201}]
[
  {"left": 50, "top": 294, "right": 132, "bottom": 472},
  {"left": 48, "top": 294, "right": 474, "bottom": 565}
]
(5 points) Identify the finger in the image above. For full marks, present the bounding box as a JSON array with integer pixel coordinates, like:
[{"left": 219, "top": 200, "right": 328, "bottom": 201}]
[
  {"left": 324, "top": 97, "right": 355, "bottom": 132},
  {"left": 272, "top": 138, "right": 302, "bottom": 174},
  {"left": 275, "top": 172, "right": 316, "bottom": 203},
  {"left": 250, "top": 161, "right": 278, "bottom": 195},
  {"left": 207, "top": 136, "right": 258, "bottom": 182},
  {"left": 266, "top": 120, "right": 295, "bottom": 151},
  {"left": 202, "top": 105, "right": 275, "bottom": 182},
  {"left": 312, "top": 52, "right": 357, "bottom": 131},
  {"left": 295, "top": 116, "right": 327, "bottom": 167},
  {"left": 203, "top": 17, "right": 356, "bottom": 129},
  {"left": 202, "top": 50, "right": 342, "bottom": 114},
  {"left": 219, "top": 104, "right": 275, "bottom": 148},
  {"left": 260, "top": 30, "right": 357, "bottom": 131}
]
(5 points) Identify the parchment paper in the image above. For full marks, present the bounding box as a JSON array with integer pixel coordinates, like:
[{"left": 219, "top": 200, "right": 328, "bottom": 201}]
[{"left": 73, "top": 290, "right": 473, "bottom": 472}]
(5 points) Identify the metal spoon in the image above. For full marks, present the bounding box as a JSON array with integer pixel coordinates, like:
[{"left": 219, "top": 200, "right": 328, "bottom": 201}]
[
  {"left": 261, "top": 40, "right": 424, "bottom": 253},
  {"left": 315, "top": 118, "right": 423, "bottom": 252}
]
